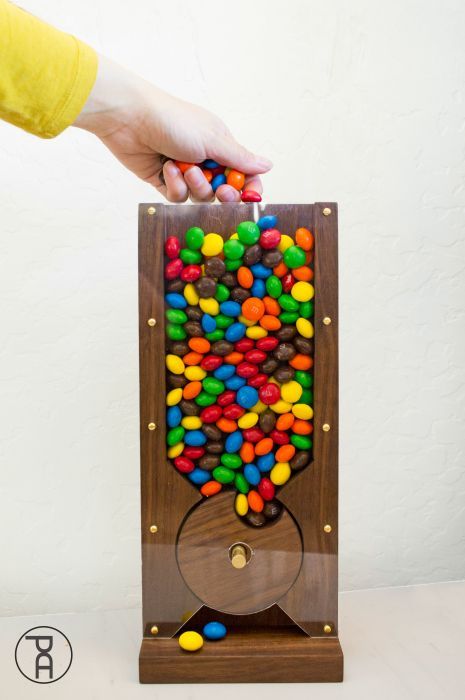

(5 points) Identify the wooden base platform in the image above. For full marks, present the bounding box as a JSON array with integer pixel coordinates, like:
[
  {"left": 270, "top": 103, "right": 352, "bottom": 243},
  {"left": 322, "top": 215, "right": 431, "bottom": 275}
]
[{"left": 139, "top": 627, "right": 343, "bottom": 683}]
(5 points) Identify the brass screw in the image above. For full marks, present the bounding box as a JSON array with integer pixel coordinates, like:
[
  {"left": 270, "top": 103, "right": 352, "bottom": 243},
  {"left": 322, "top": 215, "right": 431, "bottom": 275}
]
[
  {"left": 147, "top": 206, "right": 156, "bottom": 215},
  {"left": 324, "top": 524, "right": 332, "bottom": 533},
  {"left": 148, "top": 422, "right": 157, "bottom": 431},
  {"left": 323, "top": 624, "right": 332, "bottom": 634},
  {"left": 322, "top": 423, "right": 331, "bottom": 432},
  {"left": 149, "top": 525, "right": 158, "bottom": 534},
  {"left": 323, "top": 316, "right": 332, "bottom": 325},
  {"left": 150, "top": 625, "right": 159, "bottom": 636},
  {"left": 147, "top": 318, "right": 156, "bottom": 327},
  {"left": 322, "top": 207, "right": 332, "bottom": 216}
]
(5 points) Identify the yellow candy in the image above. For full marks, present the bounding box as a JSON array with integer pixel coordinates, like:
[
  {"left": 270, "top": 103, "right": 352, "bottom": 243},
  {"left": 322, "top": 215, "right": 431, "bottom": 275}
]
[
  {"left": 184, "top": 366, "right": 206, "bottom": 381},
  {"left": 235, "top": 493, "right": 249, "bottom": 516},
  {"left": 280, "top": 380, "right": 303, "bottom": 403},
  {"left": 270, "top": 462, "right": 291, "bottom": 486},
  {"left": 238, "top": 412, "right": 259, "bottom": 429},
  {"left": 269, "top": 399, "right": 292, "bottom": 414},
  {"left": 246, "top": 326, "right": 268, "bottom": 339},
  {"left": 167, "top": 442, "right": 184, "bottom": 458},
  {"left": 166, "top": 354, "right": 185, "bottom": 375},
  {"left": 278, "top": 234, "right": 294, "bottom": 253},
  {"left": 251, "top": 400, "right": 268, "bottom": 414},
  {"left": 199, "top": 297, "right": 220, "bottom": 315},
  {"left": 230, "top": 232, "right": 239, "bottom": 240},
  {"left": 296, "top": 318, "right": 314, "bottom": 338},
  {"left": 181, "top": 416, "right": 202, "bottom": 430},
  {"left": 291, "top": 281, "right": 314, "bottom": 302},
  {"left": 292, "top": 403, "right": 314, "bottom": 420},
  {"left": 269, "top": 377, "right": 280, "bottom": 386},
  {"left": 184, "top": 283, "right": 199, "bottom": 306},
  {"left": 166, "top": 388, "right": 183, "bottom": 406},
  {"left": 238, "top": 314, "right": 256, "bottom": 327},
  {"left": 178, "top": 631, "right": 204, "bottom": 652},
  {"left": 201, "top": 233, "right": 224, "bottom": 256}
]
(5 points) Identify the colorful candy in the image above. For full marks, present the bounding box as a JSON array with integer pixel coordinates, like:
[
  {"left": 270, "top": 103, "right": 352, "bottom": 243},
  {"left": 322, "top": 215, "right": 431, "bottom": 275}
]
[{"left": 174, "top": 159, "right": 262, "bottom": 202}]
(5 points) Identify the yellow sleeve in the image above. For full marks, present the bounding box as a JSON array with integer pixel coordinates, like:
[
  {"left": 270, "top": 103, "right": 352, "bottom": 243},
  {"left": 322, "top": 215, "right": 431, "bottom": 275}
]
[{"left": 0, "top": 0, "right": 97, "bottom": 138}]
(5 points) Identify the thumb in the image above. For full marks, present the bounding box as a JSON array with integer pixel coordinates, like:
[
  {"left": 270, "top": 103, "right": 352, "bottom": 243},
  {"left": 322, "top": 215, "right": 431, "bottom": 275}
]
[{"left": 209, "top": 136, "right": 272, "bottom": 175}]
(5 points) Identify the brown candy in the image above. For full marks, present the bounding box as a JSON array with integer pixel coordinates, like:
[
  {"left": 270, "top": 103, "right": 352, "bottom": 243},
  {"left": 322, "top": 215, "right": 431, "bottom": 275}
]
[
  {"left": 273, "top": 366, "right": 295, "bottom": 383},
  {"left": 294, "top": 337, "right": 314, "bottom": 355},
  {"left": 262, "top": 249, "right": 283, "bottom": 268},
  {"left": 245, "top": 511, "right": 266, "bottom": 527},
  {"left": 276, "top": 325, "right": 297, "bottom": 341},
  {"left": 198, "top": 455, "right": 220, "bottom": 471},
  {"left": 259, "top": 410, "right": 277, "bottom": 434},
  {"left": 202, "top": 424, "right": 223, "bottom": 441},
  {"left": 230, "top": 287, "right": 251, "bottom": 304},
  {"left": 184, "top": 321, "right": 203, "bottom": 337},
  {"left": 211, "top": 340, "right": 234, "bottom": 356},
  {"left": 169, "top": 341, "right": 189, "bottom": 356},
  {"left": 220, "top": 272, "right": 237, "bottom": 288},
  {"left": 260, "top": 357, "right": 279, "bottom": 374},
  {"left": 185, "top": 306, "right": 202, "bottom": 322},
  {"left": 204, "top": 256, "right": 226, "bottom": 278},
  {"left": 179, "top": 399, "right": 200, "bottom": 416},
  {"left": 263, "top": 500, "right": 282, "bottom": 521},
  {"left": 168, "top": 375, "right": 187, "bottom": 389},
  {"left": 194, "top": 276, "right": 217, "bottom": 298},
  {"left": 273, "top": 342, "right": 296, "bottom": 362},
  {"left": 243, "top": 244, "right": 262, "bottom": 266},
  {"left": 166, "top": 278, "right": 184, "bottom": 293},
  {"left": 290, "top": 451, "right": 311, "bottom": 471},
  {"left": 205, "top": 441, "right": 224, "bottom": 454}
]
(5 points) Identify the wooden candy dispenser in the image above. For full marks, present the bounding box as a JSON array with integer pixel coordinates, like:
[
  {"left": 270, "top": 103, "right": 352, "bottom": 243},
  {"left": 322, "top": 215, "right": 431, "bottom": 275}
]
[{"left": 138, "top": 203, "right": 343, "bottom": 683}]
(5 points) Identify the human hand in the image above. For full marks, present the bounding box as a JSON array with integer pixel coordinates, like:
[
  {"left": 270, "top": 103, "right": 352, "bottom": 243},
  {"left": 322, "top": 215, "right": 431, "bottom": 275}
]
[{"left": 74, "top": 55, "right": 272, "bottom": 202}]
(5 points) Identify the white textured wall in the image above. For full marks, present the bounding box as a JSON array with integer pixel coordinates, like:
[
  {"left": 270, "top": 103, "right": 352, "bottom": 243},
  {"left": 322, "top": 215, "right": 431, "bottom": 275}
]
[{"left": 1, "top": 0, "right": 464, "bottom": 616}]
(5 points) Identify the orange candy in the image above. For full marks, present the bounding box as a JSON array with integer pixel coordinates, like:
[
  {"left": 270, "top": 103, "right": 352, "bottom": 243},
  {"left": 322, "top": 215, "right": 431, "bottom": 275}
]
[
  {"left": 224, "top": 351, "right": 244, "bottom": 365},
  {"left": 263, "top": 296, "right": 280, "bottom": 316},
  {"left": 292, "top": 420, "right": 313, "bottom": 435},
  {"left": 183, "top": 351, "right": 203, "bottom": 366},
  {"left": 273, "top": 261, "right": 288, "bottom": 278},
  {"left": 255, "top": 437, "right": 274, "bottom": 455},
  {"left": 275, "top": 444, "right": 296, "bottom": 462},
  {"left": 248, "top": 490, "right": 264, "bottom": 513},
  {"left": 240, "top": 441, "right": 255, "bottom": 463},
  {"left": 183, "top": 381, "right": 202, "bottom": 400},
  {"left": 202, "top": 169, "right": 213, "bottom": 183},
  {"left": 237, "top": 266, "right": 254, "bottom": 289},
  {"left": 188, "top": 337, "right": 210, "bottom": 354},
  {"left": 200, "top": 480, "right": 222, "bottom": 497},
  {"left": 276, "top": 413, "right": 295, "bottom": 431},
  {"left": 174, "top": 161, "right": 195, "bottom": 173},
  {"left": 226, "top": 169, "right": 246, "bottom": 190},
  {"left": 216, "top": 417, "right": 237, "bottom": 433},
  {"left": 293, "top": 266, "right": 313, "bottom": 282},
  {"left": 242, "top": 297, "right": 265, "bottom": 321},
  {"left": 259, "top": 315, "right": 281, "bottom": 331},
  {"left": 295, "top": 227, "right": 314, "bottom": 251},
  {"left": 289, "top": 354, "right": 313, "bottom": 370}
]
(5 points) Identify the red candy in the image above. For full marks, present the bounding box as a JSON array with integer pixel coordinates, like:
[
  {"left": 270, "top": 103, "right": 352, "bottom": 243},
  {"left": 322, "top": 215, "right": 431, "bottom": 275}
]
[
  {"left": 259, "top": 229, "right": 281, "bottom": 249},
  {"left": 200, "top": 405, "right": 222, "bottom": 423},
  {"left": 242, "top": 427, "right": 265, "bottom": 443},
  {"left": 247, "top": 373, "right": 268, "bottom": 388},
  {"left": 164, "top": 258, "right": 183, "bottom": 279},
  {"left": 258, "top": 383, "right": 281, "bottom": 405},
  {"left": 282, "top": 273, "right": 294, "bottom": 293},
  {"left": 174, "top": 456, "right": 195, "bottom": 473},
  {"left": 236, "top": 362, "right": 259, "bottom": 378},
  {"left": 183, "top": 446, "right": 205, "bottom": 459},
  {"left": 241, "top": 190, "right": 262, "bottom": 202},
  {"left": 245, "top": 349, "right": 267, "bottom": 364},
  {"left": 217, "top": 390, "right": 236, "bottom": 407},
  {"left": 258, "top": 478, "right": 275, "bottom": 501},
  {"left": 234, "top": 338, "right": 255, "bottom": 353},
  {"left": 269, "top": 429, "right": 290, "bottom": 445},
  {"left": 201, "top": 355, "right": 223, "bottom": 371},
  {"left": 181, "top": 264, "right": 202, "bottom": 282},
  {"left": 165, "top": 236, "right": 180, "bottom": 259},
  {"left": 256, "top": 337, "right": 279, "bottom": 352},
  {"left": 223, "top": 403, "right": 245, "bottom": 420}
]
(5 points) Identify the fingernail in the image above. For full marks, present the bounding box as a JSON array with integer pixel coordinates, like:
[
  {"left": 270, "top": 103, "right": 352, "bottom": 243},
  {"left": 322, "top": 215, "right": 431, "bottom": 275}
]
[
  {"left": 256, "top": 157, "right": 273, "bottom": 170},
  {"left": 218, "top": 187, "right": 235, "bottom": 202},
  {"left": 166, "top": 161, "right": 179, "bottom": 176},
  {"left": 186, "top": 166, "right": 205, "bottom": 185}
]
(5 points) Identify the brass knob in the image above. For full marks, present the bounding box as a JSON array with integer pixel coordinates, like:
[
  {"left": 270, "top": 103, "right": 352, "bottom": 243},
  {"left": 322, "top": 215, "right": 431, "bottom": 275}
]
[{"left": 230, "top": 544, "right": 247, "bottom": 569}]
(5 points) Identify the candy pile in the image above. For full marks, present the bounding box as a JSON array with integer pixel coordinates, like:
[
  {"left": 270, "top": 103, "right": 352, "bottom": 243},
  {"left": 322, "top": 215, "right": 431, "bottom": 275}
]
[
  {"left": 179, "top": 621, "right": 227, "bottom": 652},
  {"left": 164, "top": 215, "right": 314, "bottom": 527},
  {"left": 174, "top": 159, "right": 262, "bottom": 202}
]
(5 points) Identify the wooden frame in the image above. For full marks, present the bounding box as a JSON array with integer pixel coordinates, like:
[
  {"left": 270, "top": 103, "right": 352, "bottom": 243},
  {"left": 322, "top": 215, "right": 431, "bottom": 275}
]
[{"left": 138, "top": 203, "right": 342, "bottom": 683}]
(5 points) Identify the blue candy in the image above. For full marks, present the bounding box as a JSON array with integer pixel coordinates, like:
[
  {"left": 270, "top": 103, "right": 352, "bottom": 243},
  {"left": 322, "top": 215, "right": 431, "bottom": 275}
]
[
  {"left": 225, "top": 375, "right": 246, "bottom": 390},
  {"left": 212, "top": 174, "right": 227, "bottom": 192},
  {"left": 251, "top": 279, "right": 266, "bottom": 298},
  {"left": 165, "top": 292, "right": 187, "bottom": 309},
  {"left": 244, "top": 463, "right": 261, "bottom": 486},
  {"left": 203, "top": 159, "right": 221, "bottom": 169},
  {"left": 203, "top": 621, "right": 227, "bottom": 641},
  {"left": 220, "top": 301, "right": 241, "bottom": 317},
  {"left": 188, "top": 468, "right": 211, "bottom": 486},
  {"left": 257, "top": 453, "right": 275, "bottom": 472},
  {"left": 166, "top": 405, "right": 182, "bottom": 428},
  {"left": 250, "top": 263, "right": 272, "bottom": 279},
  {"left": 236, "top": 386, "right": 258, "bottom": 409},
  {"left": 202, "top": 313, "right": 216, "bottom": 333},
  {"left": 214, "top": 364, "right": 236, "bottom": 380},
  {"left": 184, "top": 430, "right": 207, "bottom": 447},
  {"left": 225, "top": 322, "right": 246, "bottom": 342},
  {"left": 225, "top": 430, "right": 244, "bottom": 453},
  {"left": 257, "top": 215, "right": 278, "bottom": 230}
]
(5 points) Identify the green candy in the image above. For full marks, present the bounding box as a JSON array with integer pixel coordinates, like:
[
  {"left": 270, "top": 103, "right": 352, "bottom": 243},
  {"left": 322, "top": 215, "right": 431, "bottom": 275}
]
[
  {"left": 278, "top": 294, "right": 299, "bottom": 312},
  {"left": 291, "top": 434, "right": 313, "bottom": 450},
  {"left": 194, "top": 392, "right": 217, "bottom": 407},
  {"left": 165, "top": 309, "right": 187, "bottom": 324},
  {"left": 234, "top": 473, "right": 250, "bottom": 494},
  {"left": 237, "top": 221, "right": 260, "bottom": 245},
  {"left": 202, "top": 377, "right": 225, "bottom": 395},
  {"left": 300, "top": 388, "right": 313, "bottom": 404},
  {"left": 205, "top": 329, "right": 225, "bottom": 342},
  {"left": 225, "top": 258, "right": 242, "bottom": 271},
  {"left": 212, "top": 466, "right": 235, "bottom": 484},
  {"left": 299, "top": 300, "right": 314, "bottom": 318},
  {"left": 266, "top": 275, "right": 282, "bottom": 299},
  {"left": 295, "top": 371, "right": 313, "bottom": 388},
  {"left": 216, "top": 314, "right": 234, "bottom": 329},
  {"left": 221, "top": 453, "right": 242, "bottom": 469},
  {"left": 279, "top": 311, "right": 299, "bottom": 324},
  {"left": 215, "top": 284, "right": 230, "bottom": 302},
  {"left": 167, "top": 426, "right": 185, "bottom": 446},
  {"left": 185, "top": 226, "right": 205, "bottom": 250},
  {"left": 223, "top": 239, "right": 245, "bottom": 260},
  {"left": 166, "top": 323, "right": 186, "bottom": 340},
  {"left": 283, "top": 245, "right": 306, "bottom": 269},
  {"left": 180, "top": 248, "right": 202, "bottom": 264}
]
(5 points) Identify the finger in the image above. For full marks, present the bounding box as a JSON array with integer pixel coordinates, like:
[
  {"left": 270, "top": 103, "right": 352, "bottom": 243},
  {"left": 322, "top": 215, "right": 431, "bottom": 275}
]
[
  {"left": 242, "top": 175, "right": 263, "bottom": 195},
  {"left": 184, "top": 166, "right": 214, "bottom": 202},
  {"left": 215, "top": 184, "right": 241, "bottom": 203},
  {"left": 209, "top": 137, "right": 272, "bottom": 176},
  {"left": 163, "top": 160, "right": 189, "bottom": 202}
]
